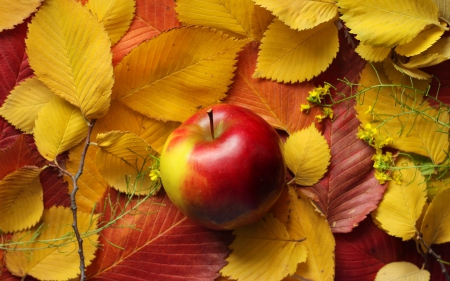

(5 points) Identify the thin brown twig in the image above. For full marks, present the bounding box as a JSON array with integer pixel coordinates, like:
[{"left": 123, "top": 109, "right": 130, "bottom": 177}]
[
  {"left": 417, "top": 234, "right": 450, "bottom": 281},
  {"left": 56, "top": 119, "right": 96, "bottom": 281}
]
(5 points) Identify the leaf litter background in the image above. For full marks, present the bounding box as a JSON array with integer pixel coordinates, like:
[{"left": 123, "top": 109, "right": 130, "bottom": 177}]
[{"left": 1, "top": 0, "right": 450, "bottom": 280}]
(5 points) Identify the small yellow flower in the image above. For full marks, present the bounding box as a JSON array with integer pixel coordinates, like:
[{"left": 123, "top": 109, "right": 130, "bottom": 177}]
[
  {"left": 365, "top": 106, "right": 373, "bottom": 115},
  {"left": 300, "top": 103, "right": 311, "bottom": 112},
  {"left": 315, "top": 114, "right": 326, "bottom": 122},
  {"left": 392, "top": 173, "right": 403, "bottom": 185},
  {"left": 323, "top": 108, "right": 334, "bottom": 119},
  {"left": 306, "top": 84, "right": 331, "bottom": 104},
  {"left": 149, "top": 169, "right": 161, "bottom": 181},
  {"left": 374, "top": 170, "right": 391, "bottom": 184}
]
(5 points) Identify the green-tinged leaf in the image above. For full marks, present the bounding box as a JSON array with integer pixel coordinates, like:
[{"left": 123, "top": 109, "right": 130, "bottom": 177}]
[
  {"left": 26, "top": 0, "right": 114, "bottom": 119},
  {"left": 284, "top": 124, "right": 331, "bottom": 186},
  {"left": 87, "top": 0, "right": 136, "bottom": 46},
  {"left": 34, "top": 96, "right": 88, "bottom": 161},
  {"left": 65, "top": 143, "right": 107, "bottom": 213},
  {"left": 220, "top": 213, "right": 307, "bottom": 281},
  {"left": 0, "top": 0, "right": 43, "bottom": 31},
  {"left": 176, "top": 0, "right": 254, "bottom": 38},
  {"left": 0, "top": 77, "right": 54, "bottom": 134},
  {"left": 0, "top": 167, "right": 43, "bottom": 233},
  {"left": 395, "top": 24, "right": 445, "bottom": 57},
  {"left": 253, "top": 0, "right": 338, "bottom": 31},
  {"left": 372, "top": 156, "right": 427, "bottom": 240},
  {"left": 355, "top": 63, "right": 448, "bottom": 164},
  {"left": 96, "top": 131, "right": 159, "bottom": 195},
  {"left": 375, "top": 262, "right": 430, "bottom": 281},
  {"left": 94, "top": 101, "right": 179, "bottom": 154},
  {"left": 113, "top": 26, "right": 249, "bottom": 122},
  {"left": 421, "top": 188, "right": 450, "bottom": 246},
  {"left": 5, "top": 206, "right": 99, "bottom": 280},
  {"left": 272, "top": 187, "right": 335, "bottom": 280},
  {"left": 338, "top": 0, "right": 441, "bottom": 47},
  {"left": 355, "top": 44, "right": 391, "bottom": 62},
  {"left": 427, "top": 176, "right": 450, "bottom": 201},
  {"left": 254, "top": 18, "right": 339, "bottom": 83}
]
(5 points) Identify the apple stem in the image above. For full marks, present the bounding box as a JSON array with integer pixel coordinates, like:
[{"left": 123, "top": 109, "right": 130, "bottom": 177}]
[{"left": 207, "top": 109, "right": 215, "bottom": 139}]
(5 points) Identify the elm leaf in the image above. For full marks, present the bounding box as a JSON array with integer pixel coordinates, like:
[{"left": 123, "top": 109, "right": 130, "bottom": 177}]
[
  {"left": 113, "top": 26, "right": 249, "bottom": 122},
  {"left": 253, "top": 0, "right": 338, "bottom": 31},
  {"left": 375, "top": 262, "right": 430, "bottom": 281},
  {"left": 0, "top": 0, "right": 43, "bottom": 31},
  {"left": 0, "top": 166, "right": 43, "bottom": 233},
  {"left": 421, "top": 188, "right": 450, "bottom": 246},
  {"left": 0, "top": 77, "right": 54, "bottom": 134},
  {"left": 284, "top": 124, "right": 331, "bottom": 186},
  {"left": 220, "top": 212, "right": 307, "bottom": 281},
  {"left": 6, "top": 206, "right": 99, "bottom": 281},
  {"left": 87, "top": 0, "right": 136, "bottom": 46},
  {"left": 34, "top": 96, "right": 88, "bottom": 161},
  {"left": 372, "top": 156, "right": 427, "bottom": 241},
  {"left": 254, "top": 18, "right": 339, "bottom": 83},
  {"left": 26, "top": 0, "right": 114, "bottom": 119},
  {"left": 96, "top": 131, "right": 159, "bottom": 195}
]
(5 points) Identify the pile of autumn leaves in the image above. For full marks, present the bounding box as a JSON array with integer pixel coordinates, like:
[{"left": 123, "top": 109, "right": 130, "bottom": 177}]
[{"left": 1, "top": 0, "right": 450, "bottom": 280}]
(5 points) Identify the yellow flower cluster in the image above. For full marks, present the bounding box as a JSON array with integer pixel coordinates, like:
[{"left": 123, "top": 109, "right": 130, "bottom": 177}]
[
  {"left": 300, "top": 84, "right": 334, "bottom": 122},
  {"left": 357, "top": 123, "right": 396, "bottom": 184}
]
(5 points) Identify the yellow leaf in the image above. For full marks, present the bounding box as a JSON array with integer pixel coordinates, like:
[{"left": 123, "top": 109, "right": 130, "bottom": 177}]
[
  {"left": 272, "top": 187, "right": 335, "bottom": 281},
  {"left": 0, "top": 77, "right": 54, "bottom": 134},
  {"left": 393, "top": 61, "right": 432, "bottom": 80},
  {"left": 284, "top": 124, "right": 331, "bottom": 186},
  {"left": 34, "top": 96, "right": 88, "bottom": 161},
  {"left": 113, "top": 26, "right": 249, "bottom": 122},
  {"left": 402, "top": 36, "right": 450, "bottom": 69},
  {"left": 220, "top": 213, "right": 307, "bottom": 281},
  {"left": 395, "top": 24, "right": 445, "bottom": 57},
  {"left": 433, "top": 0, "right": 450, "bottom": 24},
  {"left": 250, "top": 4, "right": 275, "bottom": 41},
  {"left": 355, "top": 63, "right": 448, "bottom": 164},
  {"left": 87, "top": 0, "right": 135, "bottom": 46},
  {"left": 372, "top": 156, "right": 427, "bottom": 240},
  {"left": 94, "top": 101, "right": 179, "bottom": 154},
  {"left": 0, "top": 167, "right": 43, "bottom": 233},
  {"left": 421, "top": 188, "right": 450, "bottom": 246},
  {"left": 96, "top": 131, "right": 159, "bottom": 195},
  {"left": 0, "top": 0, "right": 43, "bottom": 31},
  {"left": 338, "top": 0, "right": 441, "bottom": 47},
  {"left": 65, "top": 143, "right": 107, "bottom": 213},
  {"left": 176, "top": 0, "right": 255, "bottom": 38},
  {"left": 254, "top": 18, "right": 339, "bottom": 83},
  {"left": 5, "top": 206, "right": 99, "bottom": 281},
  {"left": 26, "top": 0, "right": 114, "bottom": 119},
  {"left": 253, "top": 0, "right": 338, "bottom": 31},
  {"left": 355, "top": 44, "right": 391, "bottom": 62},
  {"left": 375, "top": 262, "right": 430, "bottom": 281},
  {"left": 382, "top": 58, "right": 431, "bottom": 95}
]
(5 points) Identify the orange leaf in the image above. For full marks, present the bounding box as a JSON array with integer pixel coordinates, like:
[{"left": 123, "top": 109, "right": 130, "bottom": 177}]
[
  {"left": 224, "top": 42, "right": 321, "bottom": 134},
  {"left": 111, "top": 0, "right": 180, "bottom": 64}
]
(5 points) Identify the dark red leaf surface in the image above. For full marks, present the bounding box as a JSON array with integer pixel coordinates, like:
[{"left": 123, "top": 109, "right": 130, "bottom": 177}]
[
  {"left": 335, "top": 217, "right": 450, "bottom": 281},
  {"left": 423, "top": 59, "right": 450, "bottom": 107},
  {"left": 111, "top": 0, "right": 181, "bottom": 65},
  {"left": 86, "top": 189, "right": 233, "bottom": 280},
  {"left": 0, "top": 21, "right": 33, "bottom": 105}
]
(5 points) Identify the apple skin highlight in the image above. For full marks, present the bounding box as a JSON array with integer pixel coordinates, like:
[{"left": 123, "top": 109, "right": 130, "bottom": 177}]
[{"left": 160, "top": 104, "right": 286, "bottom": 230}]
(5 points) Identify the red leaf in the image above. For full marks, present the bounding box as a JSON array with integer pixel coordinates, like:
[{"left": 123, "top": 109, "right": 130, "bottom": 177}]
[
  {"left": 111, "top": 0, "right": 181, "bottom": 65},
  {"left": 0, "top": 21, "right": 33, "bottom": 105},
  {"left": 335, "top": 218, "right": 450, "bottom": 281},
  {"left": 86, "top": 188, "right": 233, "bottom": 280},
  {"left": 301, "top": 98, "right": 386, "bottom": 233},
  {"left": 0, "top": 134, "right": 43, "bottom": 180},
  {"left": 224, "top": 42, "right": 321, "bottom": 134},
  {"left": 41, "top": 167, "right": 71, "bottom": 208}
]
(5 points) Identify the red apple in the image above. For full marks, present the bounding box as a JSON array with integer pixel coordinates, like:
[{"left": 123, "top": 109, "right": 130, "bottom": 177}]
[{"left": 160, "top": 104, "right": 286, "bottom": 230}]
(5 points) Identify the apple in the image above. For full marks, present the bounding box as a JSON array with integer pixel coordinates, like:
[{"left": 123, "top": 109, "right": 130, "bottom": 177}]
[{"left": 160, "top": 104, "right": 286, "bottom": 230}]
